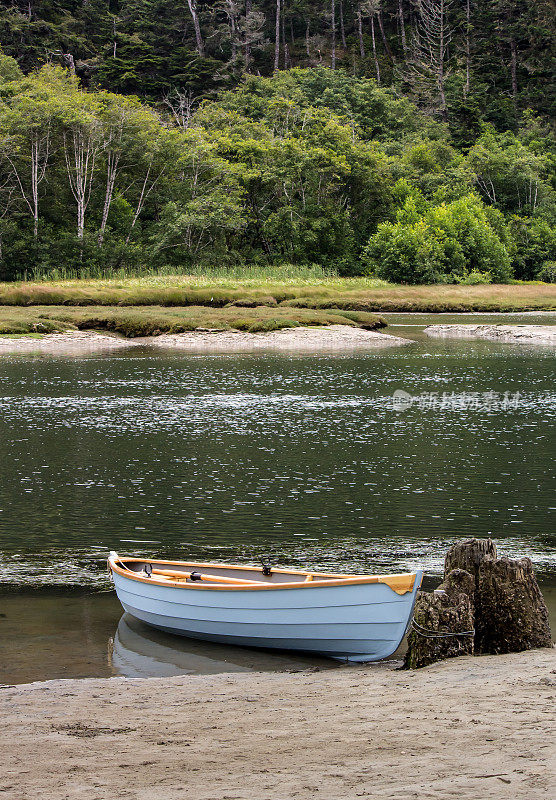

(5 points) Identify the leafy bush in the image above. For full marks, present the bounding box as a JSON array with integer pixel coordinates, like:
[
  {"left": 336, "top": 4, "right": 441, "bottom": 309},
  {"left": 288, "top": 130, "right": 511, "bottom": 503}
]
[
  {"left": 362, "top": 195, "right": 512, "bottom": 284},
  {"left": 454, "top": 270, "right": 492, "bottom": 285},
  {"left": 362, "top": 220, "right": 445, "bottom": 284}
]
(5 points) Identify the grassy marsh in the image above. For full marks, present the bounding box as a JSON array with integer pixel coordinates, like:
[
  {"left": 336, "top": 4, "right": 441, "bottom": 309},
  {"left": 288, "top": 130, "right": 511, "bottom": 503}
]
[
  {"left": 0, "top": 277, "right": 554, "bottom": 313},
  {"left": 0, "top": 305, "right": 386, "bottom": 338}
]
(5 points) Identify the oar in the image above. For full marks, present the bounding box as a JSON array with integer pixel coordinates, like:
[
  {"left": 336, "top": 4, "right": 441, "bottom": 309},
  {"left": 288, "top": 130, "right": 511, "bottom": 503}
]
[{"left": 151, "top": 567, "right": 260, "bottom": 585}]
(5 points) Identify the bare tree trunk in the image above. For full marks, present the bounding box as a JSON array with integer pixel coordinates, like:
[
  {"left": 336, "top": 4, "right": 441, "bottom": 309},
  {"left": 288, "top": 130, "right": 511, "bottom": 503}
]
[
  {"left": 63, "top": 128, "right": 100, "bottom": 240},
  {"left": 438, "top": 0, "right": 447, "bottom": 118},
  {"left": 98, "top": 152, "right": 120, "bottom": 247},
  {"left": 186, "top": 0, "right": 204, "bottom": 57},
  {"left": 398, "top": 0, "right": 407, "bottom": 56},
  {"left": 245, "top": 0, "right": 252, "bottom": 70},
  {"left": 510, "top": 36, "right": 518, "bottom": 102},
  {"left": 377, "top": 10, "right": 394, "bottom": 61},
  {"left": 357, "top": 9, "right": 365, "bottom": 58},
  {"left": 31, "top": 136, "right": 39, "bottom": 238},
  {"left": 125, "top": 163, "right": 165, "bottom": 245},
  {"left": 274, "top": 0, "right": 280, "bottom": 70},
  {"left": 5, "top": 128, "right": 51, "bottom": 239},
  {"left": 126, "top": 167, "right": 150, "bottom": 245},
  {"left": 281, "top": 0, "right": 287, "bottom": 68},
  {"left": 305, "top": 20, "right": 310, "bottom": 57},
  {"left": 339, "top": 0, "right": 346, "bottom": 48},
  {"left": 331, "top": 0, "right": 336, "bottom": 68},
  {"left": 163, "top": 90, "right": 197, "bottom": 130},
  {"left": 230, "top": 12, "right": 237, "bottom": 62},
  {"left": 411, "top": 0, "right": 452, "bottom": 118},
  {"left": 464, "top": 0, "right": 470, "bottom": 95},
  {"left": 371, "top": 16, "right": 380, "bottom": 83}
]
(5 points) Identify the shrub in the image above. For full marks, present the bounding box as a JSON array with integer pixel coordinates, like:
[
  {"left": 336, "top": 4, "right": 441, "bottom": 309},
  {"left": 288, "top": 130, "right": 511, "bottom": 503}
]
[
  {"left": 454, "top": 270, "right": 492, "bottom": 285},
  {"left": 362, "top": 195, "right": 513, "bottom": 284},
  {"left": 362, "top": 219, "right": 445, "bottom": 284}
]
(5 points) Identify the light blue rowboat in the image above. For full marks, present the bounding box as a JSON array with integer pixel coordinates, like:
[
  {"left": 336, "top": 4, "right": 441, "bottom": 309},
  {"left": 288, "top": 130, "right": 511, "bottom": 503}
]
[{"left": 108, "top": 553, "right": 423, "bottom": 662}]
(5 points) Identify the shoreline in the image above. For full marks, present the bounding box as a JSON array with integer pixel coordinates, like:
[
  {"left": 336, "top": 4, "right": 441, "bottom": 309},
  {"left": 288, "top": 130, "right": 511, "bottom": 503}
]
[
  {"left": 2, "top": 320, "right": 556, "bottom": 355},
  {"left": 0, "top": 325, "right": 410, "bottom": 354},
  {"left": 1, "top": 648, "right": 554, "bottom": 799}
]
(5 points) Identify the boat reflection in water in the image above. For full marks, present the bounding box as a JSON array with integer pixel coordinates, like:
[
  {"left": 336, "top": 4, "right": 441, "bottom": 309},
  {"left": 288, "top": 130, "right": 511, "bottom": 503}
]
[{"left": 110, "top": 613, "right": 337, "bottom": 678}]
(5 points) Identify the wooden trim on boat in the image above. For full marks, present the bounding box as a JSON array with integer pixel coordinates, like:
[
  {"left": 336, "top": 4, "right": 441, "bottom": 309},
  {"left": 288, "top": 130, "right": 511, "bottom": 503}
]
[
  {"left": 152, "top": 567, "right": 259, "bottom": 585},
  {"left": 108, "top": 557, "right": 417, "bottom": 595}
]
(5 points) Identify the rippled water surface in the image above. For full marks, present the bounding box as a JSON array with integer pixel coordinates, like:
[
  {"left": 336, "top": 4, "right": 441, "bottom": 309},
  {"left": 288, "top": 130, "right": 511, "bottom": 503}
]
[
  {"left": 0, "top": 317, "right": 554, "bottom": 681},
  {"left": 0, "top": 321, "right": 554, "bottom": 588}
]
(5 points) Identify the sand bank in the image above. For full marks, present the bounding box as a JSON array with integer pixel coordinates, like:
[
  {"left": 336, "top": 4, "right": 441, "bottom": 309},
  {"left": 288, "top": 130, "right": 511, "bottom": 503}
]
[
  {"left": 425, "top": 324, "right": 556, "bottom": 345},
  {"left": 1, "top": 648, "right": 554, "bottom": 799},
  {"left": 0, "top": 330, "right": 133, "bottom": 354},
  {"left": 143, "top": 324, "right": 410, "bottom": 352},
  {"left": 0, "top": 325, "right": 409, "bottom": 355}
]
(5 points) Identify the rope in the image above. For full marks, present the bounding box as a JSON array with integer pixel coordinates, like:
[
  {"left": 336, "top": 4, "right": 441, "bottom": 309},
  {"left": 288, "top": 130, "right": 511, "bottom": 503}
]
[{"left": 411, "top": 619, "right": 475, "bottom": 639}]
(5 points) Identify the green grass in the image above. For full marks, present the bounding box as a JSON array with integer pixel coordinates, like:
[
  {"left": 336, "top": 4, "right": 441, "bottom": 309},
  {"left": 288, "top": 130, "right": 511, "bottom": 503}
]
[
  {"left": 0, "top": 305, "right": 386, "bottom": 338},
  {"left": 1, "top": 276, "right": 555, "bottom": 312}
]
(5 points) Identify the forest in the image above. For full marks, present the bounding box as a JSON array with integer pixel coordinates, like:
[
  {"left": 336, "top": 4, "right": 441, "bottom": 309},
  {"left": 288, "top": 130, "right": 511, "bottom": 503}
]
[{"left": 0, "top": 0, "right": 554, "bottom": 282}]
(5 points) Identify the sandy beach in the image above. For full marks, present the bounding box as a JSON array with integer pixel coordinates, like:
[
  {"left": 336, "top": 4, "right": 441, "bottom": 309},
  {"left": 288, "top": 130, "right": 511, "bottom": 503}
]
[
  {"left": 1, "top": 648, "right": 554, "bottom": 800},
  {"left": 425, "top": 324, "right": 556, "bottom": 344},
  {"left": 0, "top": 325, "right": 410, "bottom": 354}
]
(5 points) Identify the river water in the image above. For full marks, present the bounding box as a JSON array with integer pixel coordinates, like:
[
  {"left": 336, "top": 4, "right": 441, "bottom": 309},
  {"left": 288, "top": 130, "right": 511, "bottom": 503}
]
[{"left": 1, "top": 313, "right": 554, "bottom": 682}]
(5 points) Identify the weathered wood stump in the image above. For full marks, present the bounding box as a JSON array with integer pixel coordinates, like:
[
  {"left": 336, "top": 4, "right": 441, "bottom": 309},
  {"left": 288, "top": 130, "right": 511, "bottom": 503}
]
[
  {"left": 476, "top": 556, "right": 552, "bottom": 654},
  {"left": 444, "top": 538, "right": 497, "bottom": 584},
  {"left": 405, "top": 538, "right": 552, "bottom": 668},
  {"left": 404, "top": 569, "right": 475, "bottom": 669}
]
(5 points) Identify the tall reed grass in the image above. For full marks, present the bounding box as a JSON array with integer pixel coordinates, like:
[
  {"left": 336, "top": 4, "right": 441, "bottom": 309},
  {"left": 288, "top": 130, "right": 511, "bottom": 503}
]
[{"left": 22, "top": 263, "right": 348, "bottom": 285}]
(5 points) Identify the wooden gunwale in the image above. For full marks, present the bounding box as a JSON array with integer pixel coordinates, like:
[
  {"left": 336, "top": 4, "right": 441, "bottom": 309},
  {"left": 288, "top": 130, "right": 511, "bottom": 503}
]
[{"left": 108, "top": 557, "right": 416, "bottom": 594}]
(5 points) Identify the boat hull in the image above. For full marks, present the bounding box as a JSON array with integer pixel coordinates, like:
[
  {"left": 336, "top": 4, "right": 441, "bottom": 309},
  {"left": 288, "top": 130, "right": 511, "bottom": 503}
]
[{"left": 112, "top": 569, "right": 423, "bottom": 662}]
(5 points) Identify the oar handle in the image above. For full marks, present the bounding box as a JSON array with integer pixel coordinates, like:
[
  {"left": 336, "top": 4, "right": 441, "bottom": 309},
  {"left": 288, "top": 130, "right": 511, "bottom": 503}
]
[{"left": 151, "top": 567, "right": 258, "bottom": 585}]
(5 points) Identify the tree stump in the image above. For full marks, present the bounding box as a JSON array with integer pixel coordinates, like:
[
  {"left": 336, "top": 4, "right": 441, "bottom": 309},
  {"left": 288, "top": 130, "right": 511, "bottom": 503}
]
[
  {"left": 404, "top": 539, "right": 552, "bottom": 669},
  {"left": 404, "top": 569, "right": 475, "bottom": 669},
  {"left": 476, "top": 556, "right": 552, "bottom": 654},
  {"left": 444, "top": 538, "right": 497, "bottom": 586}
]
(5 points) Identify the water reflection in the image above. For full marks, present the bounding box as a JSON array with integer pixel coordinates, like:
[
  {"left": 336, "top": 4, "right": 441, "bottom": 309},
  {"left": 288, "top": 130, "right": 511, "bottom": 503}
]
[
  {"left": 0, "top": 590, "right": 336, "bottom": 684},
  {"left": 111, "top": 613, "right": 336, "bottom": 678}
]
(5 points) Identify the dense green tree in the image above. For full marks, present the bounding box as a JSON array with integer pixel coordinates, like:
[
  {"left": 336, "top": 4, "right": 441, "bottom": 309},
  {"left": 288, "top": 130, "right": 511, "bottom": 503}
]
[
  {"left": 0, "top": 50, "right": 24, "bottom": 84},
  {"left": 467, "top": 128, "right": 553, "bottom": 213},
  {"left": 0, "top": 63, "right": 554, "bottom": 280},
  {"left": 0, "top": 1, "right": 553, "bottom": 131}
]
